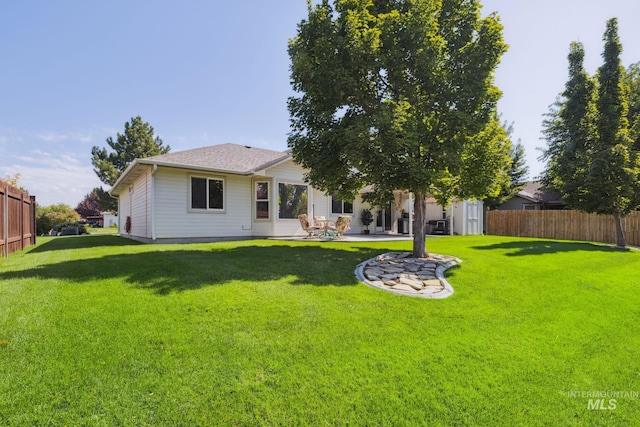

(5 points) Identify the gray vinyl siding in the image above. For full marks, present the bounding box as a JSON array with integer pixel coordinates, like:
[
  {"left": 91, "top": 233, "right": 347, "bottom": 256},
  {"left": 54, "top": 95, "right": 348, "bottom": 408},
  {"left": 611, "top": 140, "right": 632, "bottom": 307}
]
[
  {"left": 118, "top": 168, "right": 151, "bottom": 239},
  {"left": 498, "top": 196, "right": 538, "bottom": 210},
  {"left": 153, "top": 167, "right": 253, "bottom": 239}
]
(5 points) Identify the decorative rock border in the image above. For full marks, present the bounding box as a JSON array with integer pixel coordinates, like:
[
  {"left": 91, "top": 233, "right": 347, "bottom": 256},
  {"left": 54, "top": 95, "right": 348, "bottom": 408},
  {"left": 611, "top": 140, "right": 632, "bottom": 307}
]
[{"left": 354, "top": 252, "right": 461, "bottom": 299}]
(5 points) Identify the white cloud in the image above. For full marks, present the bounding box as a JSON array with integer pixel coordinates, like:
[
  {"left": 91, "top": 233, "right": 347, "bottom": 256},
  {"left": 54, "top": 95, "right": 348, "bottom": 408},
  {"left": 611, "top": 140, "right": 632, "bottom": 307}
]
[
  {"left": 0, "top": 150, "right": 103, "bottom": 207},
  {"left": 0, "top": 126, "right": 111, "bottom": 206},
  {"left": 35, "top": 131, "right": 93, "bottom": 143}
]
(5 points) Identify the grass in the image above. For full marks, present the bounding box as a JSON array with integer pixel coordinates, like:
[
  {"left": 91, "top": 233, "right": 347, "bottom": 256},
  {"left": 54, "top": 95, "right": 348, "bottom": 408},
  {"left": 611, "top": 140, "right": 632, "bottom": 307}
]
[
  {"left": 1, "top": 234, "right": 639, "bottom": 426},
  {"left": 86, "top": 227, "right": 119, "bottom": 235}
]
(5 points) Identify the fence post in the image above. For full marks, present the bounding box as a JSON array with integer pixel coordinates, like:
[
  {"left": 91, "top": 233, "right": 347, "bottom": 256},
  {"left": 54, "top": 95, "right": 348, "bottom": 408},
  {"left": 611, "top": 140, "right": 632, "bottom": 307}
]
[
  {"left": 20, "top": 190, "right": 24, "bottom": 251},
  {"left": 2, "top": 184, "right": 7, "bottom": 258},
  {"left": 30, "top": 195, "right": 37, "bottom": 246}
]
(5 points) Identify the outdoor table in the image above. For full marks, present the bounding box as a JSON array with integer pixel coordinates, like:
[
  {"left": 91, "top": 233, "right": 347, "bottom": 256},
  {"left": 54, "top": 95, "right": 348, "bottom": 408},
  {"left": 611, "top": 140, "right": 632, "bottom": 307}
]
[{"left": 313, "top": 219, "right": 335, "bottom": 237}]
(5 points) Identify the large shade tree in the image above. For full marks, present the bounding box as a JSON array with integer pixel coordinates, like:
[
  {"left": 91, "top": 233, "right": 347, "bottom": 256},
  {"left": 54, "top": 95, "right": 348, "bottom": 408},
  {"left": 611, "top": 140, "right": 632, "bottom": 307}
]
[
  {"left": 288, "top": 0, "right": 511, "bottom": 257},
  {"left": 541, "top": 19, "right": 640, "bottom": 247}
]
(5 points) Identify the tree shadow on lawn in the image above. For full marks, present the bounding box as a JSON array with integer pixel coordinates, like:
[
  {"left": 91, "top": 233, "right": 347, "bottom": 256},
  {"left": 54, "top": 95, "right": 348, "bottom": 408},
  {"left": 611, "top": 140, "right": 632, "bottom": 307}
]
[
  {"left": 4, "top": 244, "right": 384, "bottom": 294},
  {"left": 28, "top": 235, "right": 141, "bottom": 253},
  {"left": 471, "top": 239, "right": 632, "bottom": 256}
]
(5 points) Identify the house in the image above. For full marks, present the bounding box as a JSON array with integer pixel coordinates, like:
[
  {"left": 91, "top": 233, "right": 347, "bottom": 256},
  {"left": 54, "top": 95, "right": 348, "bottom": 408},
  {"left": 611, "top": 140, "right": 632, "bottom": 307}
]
[
  {"left": 109, "top": 143, "right": 483, "bottom": 242},
  {"left": 497, "top": 181, "right": 565, "bottom": 210},
  {"left": 102, "top": 212, "right": 118, "bottom": 228}
]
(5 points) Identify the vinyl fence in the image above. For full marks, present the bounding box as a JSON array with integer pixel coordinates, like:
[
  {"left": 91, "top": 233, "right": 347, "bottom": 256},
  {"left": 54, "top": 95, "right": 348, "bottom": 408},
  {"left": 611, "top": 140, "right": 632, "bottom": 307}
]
[
  {"left": 1, "top": 183, "right": 36, "bottom": 258},
  {"left": 486, "top": 210, "right": 640, "bottom": 247}
]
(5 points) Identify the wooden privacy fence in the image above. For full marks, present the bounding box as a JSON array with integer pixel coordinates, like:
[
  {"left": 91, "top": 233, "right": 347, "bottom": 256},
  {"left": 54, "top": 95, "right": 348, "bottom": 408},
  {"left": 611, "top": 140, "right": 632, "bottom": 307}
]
[
  {"left": 486, "top": 210, "right": 640, "bottom": 247},
  {"left": 1, "top": 184, "right": 36, "bottom": 258}
]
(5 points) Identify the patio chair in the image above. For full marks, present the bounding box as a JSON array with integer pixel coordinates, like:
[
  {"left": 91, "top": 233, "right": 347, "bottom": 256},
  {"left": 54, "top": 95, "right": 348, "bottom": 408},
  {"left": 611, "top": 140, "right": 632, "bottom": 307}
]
[
  {"left": 326, "top": 215, "right": 352, "bottom": 238},
  {"left": 298, "top": 214, "right": 321, "bottom": 238}
]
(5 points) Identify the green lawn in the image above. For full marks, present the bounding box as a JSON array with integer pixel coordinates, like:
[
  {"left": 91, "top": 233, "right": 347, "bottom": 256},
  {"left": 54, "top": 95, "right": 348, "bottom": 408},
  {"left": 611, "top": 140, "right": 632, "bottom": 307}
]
[{"left": 1, "top": 235, "right": 639, "bottom": 426}]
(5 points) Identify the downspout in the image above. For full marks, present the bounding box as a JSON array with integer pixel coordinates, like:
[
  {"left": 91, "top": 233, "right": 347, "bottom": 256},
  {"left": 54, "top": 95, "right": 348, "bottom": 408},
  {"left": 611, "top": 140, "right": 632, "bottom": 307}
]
[
  {"left": 408, "top": 192, "right": 414, "bottom": 237},
  {"left": 151, "top": 164, "right": 157, "bottom": 241},
  {"left": 450, "top": 203, "right": 454, "bottom": 236}
]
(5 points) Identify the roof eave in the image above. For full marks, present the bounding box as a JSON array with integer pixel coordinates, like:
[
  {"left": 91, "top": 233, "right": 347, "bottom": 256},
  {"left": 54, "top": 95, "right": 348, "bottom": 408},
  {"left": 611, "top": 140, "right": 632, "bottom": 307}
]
[{"left": 251, "top": 153, "right": 293, "bottom": 175}]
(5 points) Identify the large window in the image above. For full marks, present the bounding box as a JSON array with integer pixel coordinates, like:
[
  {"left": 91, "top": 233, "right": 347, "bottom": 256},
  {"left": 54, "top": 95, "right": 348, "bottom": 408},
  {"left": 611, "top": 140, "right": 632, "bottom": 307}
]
[
  {"left": 278, "top": 183, "right": 308, "bottom": 219},
  {"left": 256, "top": 181, "right": 269, "bottom": 219},
  {"left": 191, "top": 177, "right": 224, "bottom": 211},
  {"left": 331, "top": 194, "right": 354, "bottom": 214}
]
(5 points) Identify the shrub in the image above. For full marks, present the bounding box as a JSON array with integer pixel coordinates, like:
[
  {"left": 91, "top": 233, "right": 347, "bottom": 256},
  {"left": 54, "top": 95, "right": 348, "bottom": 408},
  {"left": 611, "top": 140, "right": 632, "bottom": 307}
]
[{"left": 36, "top": 203, "right": 80, "bottom": 235}]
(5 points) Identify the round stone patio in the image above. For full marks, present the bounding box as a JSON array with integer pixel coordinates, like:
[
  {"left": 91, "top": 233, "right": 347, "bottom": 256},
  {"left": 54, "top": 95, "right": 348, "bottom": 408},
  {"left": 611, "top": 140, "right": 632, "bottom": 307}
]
[{"left": 354, "top": 252, "right": 461, "bottom": 299}]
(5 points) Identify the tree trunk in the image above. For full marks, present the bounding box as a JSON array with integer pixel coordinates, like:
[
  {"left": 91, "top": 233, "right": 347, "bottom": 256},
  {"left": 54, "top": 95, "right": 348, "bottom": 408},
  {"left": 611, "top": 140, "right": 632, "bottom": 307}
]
[
  {"left": 613, "top": 208, "right": 627, "bottom": 248},
  {"left": 412, "top": 192, "right": 427, "bottom": 258}
]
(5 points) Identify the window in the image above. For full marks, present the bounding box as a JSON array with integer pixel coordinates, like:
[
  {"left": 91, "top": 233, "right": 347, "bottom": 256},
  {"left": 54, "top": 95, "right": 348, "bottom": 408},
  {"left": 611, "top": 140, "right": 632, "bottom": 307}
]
[
  {"left": 278, "top": 183, "right": 308, "bottom": 219},
  {"left": 331, "top": 194, "right": 353, "bottom": 214},
  {"left": 191, "top": 177, "right": 224, "bottom": 210},
  {"left": 523, "top": 204, "right": 538, "bottom": 211},
  {"left": 256, "top": 181, "right": 269, "bottom": 219}
]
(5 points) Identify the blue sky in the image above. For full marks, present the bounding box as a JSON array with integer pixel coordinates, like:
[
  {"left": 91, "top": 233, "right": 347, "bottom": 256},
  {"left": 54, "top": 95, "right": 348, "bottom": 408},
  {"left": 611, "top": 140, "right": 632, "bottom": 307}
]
[{"left": 2, "top": 1, "right": 640, "bottom": 207}]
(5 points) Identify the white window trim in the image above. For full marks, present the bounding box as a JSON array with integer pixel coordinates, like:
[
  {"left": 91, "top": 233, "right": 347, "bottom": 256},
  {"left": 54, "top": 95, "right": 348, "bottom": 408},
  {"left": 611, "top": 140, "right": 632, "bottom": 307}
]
[
  {"left": 254, "top": 180, "right": 271, "bottom": 221},
  {"left": 523, "top": 204, "right": 538, "bottom": 211},
  {"left": 188, "top": 174, "right": 226, "bottom": 213},
  {"left": 331, "top": 194, "right": 354, "bottom": 215}
]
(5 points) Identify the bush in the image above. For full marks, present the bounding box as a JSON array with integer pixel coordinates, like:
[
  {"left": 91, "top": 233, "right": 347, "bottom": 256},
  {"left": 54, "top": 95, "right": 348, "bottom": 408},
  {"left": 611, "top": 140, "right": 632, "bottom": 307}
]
[
  {"left": 55, "top": 222, "right": 88, "bottom": 235},
  {"left": 36, "top": 203, "right": 80, "bottom": 235},
  {"left": 360, "top": 209, "right": 374, "bottom": 230}
]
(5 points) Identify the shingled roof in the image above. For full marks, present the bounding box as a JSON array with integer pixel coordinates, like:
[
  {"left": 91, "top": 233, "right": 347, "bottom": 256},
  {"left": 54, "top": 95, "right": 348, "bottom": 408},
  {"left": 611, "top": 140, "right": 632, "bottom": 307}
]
[
  {"left": 111, "top": 143, "right": 292, "bottom": 196},
  {"left": 140, "top": 143, "right": 291, "bottom": 174},
  {"left": 518, "top": 181, "right": 563, "bottom": 204}
]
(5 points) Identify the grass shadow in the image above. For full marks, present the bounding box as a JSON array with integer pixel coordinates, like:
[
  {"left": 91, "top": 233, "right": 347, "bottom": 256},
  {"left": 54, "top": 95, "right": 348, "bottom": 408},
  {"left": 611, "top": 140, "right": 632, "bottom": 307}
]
[
  {"left": 4, "top": 243, "right": 384, "bottom": 294},
  {"left": 471, "top": 239, "right": 632, "bottom": 256},
  {"left": 28, "top": 235, "right": 141, "bottom": 253}
]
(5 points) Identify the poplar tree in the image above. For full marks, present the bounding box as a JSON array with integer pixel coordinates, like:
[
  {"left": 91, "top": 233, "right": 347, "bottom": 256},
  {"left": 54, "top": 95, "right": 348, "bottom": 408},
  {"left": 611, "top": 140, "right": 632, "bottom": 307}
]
[
  {"left": 541, "top": 41, "right": 595, "bottom": 209},
  {"left": 590, "top": 18, "right": 640, "bottom": 247},
  {"left": 288, "top": 0, "right": 510, "bottom": 257},
  {"left": 542, "top": 19, "right": 640, "bottom": 247}
]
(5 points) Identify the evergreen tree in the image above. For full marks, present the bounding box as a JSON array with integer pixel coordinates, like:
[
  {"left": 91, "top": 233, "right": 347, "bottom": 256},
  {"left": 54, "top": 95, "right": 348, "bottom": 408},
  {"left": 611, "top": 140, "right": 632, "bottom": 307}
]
[
  {"left": 590, "top": 18, "right": 640, "bottom": 247},
  {"left": 625, "top": 62, "right": 640, "bottom": 150},
  {"left": 541, "top": 19, "right": 640, "bottom": 247},
  {"left": 541, "top": 41, "right": 596, "bottom": 209},
  {"left": 91, "top": 116, "right": 170, "bottom": 187},
  {"left": 93, "top": 186, "right": 118, "bottom": 213},
  {"left": 484, "top": 137, "right": 528, "bottom": 210}
]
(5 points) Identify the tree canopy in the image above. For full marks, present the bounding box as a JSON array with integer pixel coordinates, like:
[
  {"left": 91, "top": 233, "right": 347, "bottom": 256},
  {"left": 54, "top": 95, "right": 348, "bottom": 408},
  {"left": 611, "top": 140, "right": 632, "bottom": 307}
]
[
  {"left": 75, "top": 191, "right": 103, "bottom": 218},
  {"left": 1, "top": 173, "right": 28, "bottom": 193},
  {"left": 93, "top": 186, "right": 118, "bottom": 213},
  {"left": 483, "top": 135, "right": 528, "bottom": 211},
  {"left": 288, "top": 0, "right": 510, "bottom": 257},
  {"left": 36, "top": 203, "right": 80, "bottom": 235},
  {"left": 91, "top": 116, "right": 170, "bottom": 187},
  {"left": 541, "top": 18, "right": 640, "bottom": 247}
]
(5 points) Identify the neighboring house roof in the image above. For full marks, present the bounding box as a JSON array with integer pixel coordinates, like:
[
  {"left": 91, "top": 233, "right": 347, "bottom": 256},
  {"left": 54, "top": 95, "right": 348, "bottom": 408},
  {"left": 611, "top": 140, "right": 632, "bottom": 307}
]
[
  {"left": 111, "top": 143, "right": 292, "bottom": 196},
  {"left": 514, "top": 181, "right": 564, "bottom": 206}
]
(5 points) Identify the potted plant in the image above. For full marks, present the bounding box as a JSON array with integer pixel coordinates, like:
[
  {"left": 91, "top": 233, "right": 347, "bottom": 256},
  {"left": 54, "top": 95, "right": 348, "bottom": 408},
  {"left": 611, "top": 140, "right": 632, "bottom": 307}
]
[{"left": 360, "top": 209, "right": 374, "bottom": 235}]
